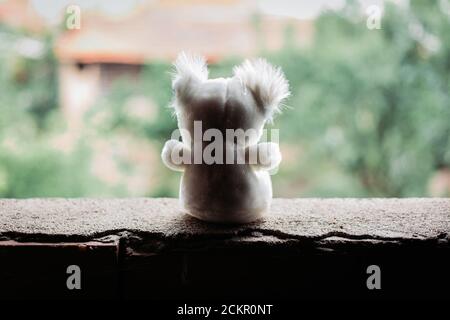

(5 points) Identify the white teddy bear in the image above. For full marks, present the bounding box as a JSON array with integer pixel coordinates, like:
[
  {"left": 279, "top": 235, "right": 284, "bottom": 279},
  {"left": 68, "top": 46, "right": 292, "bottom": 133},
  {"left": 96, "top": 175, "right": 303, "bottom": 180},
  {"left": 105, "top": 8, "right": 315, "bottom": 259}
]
[{"left": 162, "top": 52, "right": 289, "bottom": 223}]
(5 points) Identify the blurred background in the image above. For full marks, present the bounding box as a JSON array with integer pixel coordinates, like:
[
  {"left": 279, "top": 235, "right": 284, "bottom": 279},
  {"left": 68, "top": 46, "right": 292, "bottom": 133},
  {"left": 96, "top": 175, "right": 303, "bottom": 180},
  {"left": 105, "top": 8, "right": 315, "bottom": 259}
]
[{"left": 0, "top": 0, "right": 449, "bottom": 198}]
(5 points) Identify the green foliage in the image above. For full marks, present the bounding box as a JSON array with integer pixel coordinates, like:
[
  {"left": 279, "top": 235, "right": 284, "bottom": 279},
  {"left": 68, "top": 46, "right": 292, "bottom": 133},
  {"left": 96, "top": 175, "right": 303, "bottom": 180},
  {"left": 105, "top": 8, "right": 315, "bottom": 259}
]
[
  {"left": 0, "top": 25, "right": 109, "bottom": 197},
  {"left": 87, "top": 62, "right": 176, "bottom": 138},
  {"left": 0, "top": 142, "right": 104, "bottom": 197},
  {"left": 271, "top": 1, "right": 450, "bottom": 196}
]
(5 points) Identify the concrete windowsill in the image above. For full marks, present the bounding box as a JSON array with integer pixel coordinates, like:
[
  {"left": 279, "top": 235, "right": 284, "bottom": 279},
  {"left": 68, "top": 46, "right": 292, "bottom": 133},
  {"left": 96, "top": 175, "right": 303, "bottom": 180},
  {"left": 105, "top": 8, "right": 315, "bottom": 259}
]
[
  {"left": 1, "top": 198, "right": 449, "bottom": 299},
  {"left": 1, "top": 198, "right": 449, "bottom": 241}
]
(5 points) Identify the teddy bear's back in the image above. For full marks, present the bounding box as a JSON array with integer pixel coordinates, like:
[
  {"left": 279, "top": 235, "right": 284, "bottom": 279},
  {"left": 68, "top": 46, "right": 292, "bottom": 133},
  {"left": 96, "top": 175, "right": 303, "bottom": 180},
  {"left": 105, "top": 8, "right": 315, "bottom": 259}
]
[
  {"left": 180, "top": 161, "right": 272, "bottom": 223},
  {"left": 180, "top": 77, "right": 265, "bottom": 136}
]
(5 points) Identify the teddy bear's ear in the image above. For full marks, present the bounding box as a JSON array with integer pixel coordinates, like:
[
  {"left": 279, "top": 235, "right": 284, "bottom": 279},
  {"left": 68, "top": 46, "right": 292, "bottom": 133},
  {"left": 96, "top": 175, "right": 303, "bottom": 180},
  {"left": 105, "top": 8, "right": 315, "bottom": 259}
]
[
  {"left": 171, "top": 52, "right": 208, "bottom": 96},
  {"left": 233, "top": 58, "right": 290, "bottom": 120}
]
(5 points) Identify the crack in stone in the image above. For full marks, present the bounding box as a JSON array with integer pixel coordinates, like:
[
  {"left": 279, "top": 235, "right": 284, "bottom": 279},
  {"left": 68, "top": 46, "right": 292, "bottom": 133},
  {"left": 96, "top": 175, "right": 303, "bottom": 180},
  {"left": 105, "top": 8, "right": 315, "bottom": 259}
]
[
  {"left": 1, "top": 227, "right": 447, "bottom": 247},
  {"left": 0, "top": 227, "right": 450, "bottom": 248},
  {"left": 243, "top": 228, "right": 429, "bottom": 242}
]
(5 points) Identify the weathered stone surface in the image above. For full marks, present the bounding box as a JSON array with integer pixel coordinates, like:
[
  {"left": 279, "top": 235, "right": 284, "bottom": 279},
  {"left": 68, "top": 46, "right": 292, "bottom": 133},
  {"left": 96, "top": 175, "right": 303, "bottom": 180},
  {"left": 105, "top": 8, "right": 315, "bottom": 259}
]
[{"left": 0, "top": 198, "right": 449, "bottom": 243}]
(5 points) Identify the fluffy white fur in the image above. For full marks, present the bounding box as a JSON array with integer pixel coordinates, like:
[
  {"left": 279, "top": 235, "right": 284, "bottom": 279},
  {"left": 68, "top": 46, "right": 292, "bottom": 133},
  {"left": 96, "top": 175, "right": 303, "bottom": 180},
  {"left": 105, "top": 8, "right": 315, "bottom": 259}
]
[
  {"left": 246, "top": 142, "right": 282, "bottom": 171},
  {"left": 233, "top": 58, "right": 290, "bottom": 120},
  {"left": 171, "top": 52, "right": 208, "bottom": 105},
  {"left": 162, "top": 52, "right": 289, "bottom": 223},
  {"left": 161, "top": 139, "right": 190, "bottom": 172}
]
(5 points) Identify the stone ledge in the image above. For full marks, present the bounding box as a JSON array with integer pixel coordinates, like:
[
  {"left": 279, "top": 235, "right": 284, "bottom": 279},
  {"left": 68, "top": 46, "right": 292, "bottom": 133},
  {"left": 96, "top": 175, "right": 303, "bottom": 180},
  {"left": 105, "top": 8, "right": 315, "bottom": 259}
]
[
  {"left": 1, "top": 198, "right": 449, "bottom": 300},
  {"left": 0, "top": 198, "right": 449, "bottom": 244}
]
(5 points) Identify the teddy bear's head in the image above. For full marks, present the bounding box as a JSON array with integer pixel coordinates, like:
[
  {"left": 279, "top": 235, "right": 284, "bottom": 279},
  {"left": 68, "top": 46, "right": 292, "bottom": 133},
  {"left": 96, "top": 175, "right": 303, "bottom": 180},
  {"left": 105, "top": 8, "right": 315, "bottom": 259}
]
[{"left": 171, "top": 52, "right": 289, "bottom": 147}]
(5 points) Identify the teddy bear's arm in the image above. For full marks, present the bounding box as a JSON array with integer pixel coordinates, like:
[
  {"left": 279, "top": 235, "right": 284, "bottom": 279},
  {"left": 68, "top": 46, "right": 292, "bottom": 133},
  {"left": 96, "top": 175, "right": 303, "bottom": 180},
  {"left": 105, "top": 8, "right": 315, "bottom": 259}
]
[
  {"left": 246, "top": 142, "right": 282, "bottom": 171},
  {"left": 161, "top": 139, "right": 191, "bottom": 172}
]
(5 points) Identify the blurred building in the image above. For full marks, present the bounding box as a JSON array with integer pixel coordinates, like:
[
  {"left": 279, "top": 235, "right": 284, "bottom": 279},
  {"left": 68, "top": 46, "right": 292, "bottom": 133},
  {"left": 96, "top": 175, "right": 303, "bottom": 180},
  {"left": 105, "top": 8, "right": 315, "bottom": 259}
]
[
  {"left": 1, "top": 0, "right": 314, "bottom": 129},
  {"left": 0, "top": 0, "right": 45, "bottom": 33},
  {"left": 54, "top": 0, "right": 313, "bottom": 127}
]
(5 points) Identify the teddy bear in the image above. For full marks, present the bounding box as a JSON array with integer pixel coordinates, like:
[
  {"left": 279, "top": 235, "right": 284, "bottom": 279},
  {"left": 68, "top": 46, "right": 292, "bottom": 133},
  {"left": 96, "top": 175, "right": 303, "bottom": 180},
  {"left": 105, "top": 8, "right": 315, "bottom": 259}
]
[{"left": 161, "top": 52, "right": 289, "bottom": 223}]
